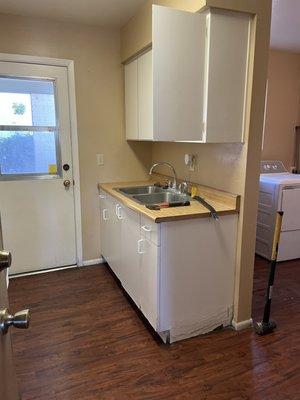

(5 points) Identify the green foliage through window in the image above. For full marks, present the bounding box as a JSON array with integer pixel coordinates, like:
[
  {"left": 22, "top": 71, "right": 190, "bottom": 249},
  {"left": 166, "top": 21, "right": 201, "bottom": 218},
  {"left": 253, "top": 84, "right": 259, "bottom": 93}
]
[
  {"left": 12, "top": 102, "right": 26, "bottom": 115},
  {"left": 0, "top": 133, "right": 35, "bottom": 174}
]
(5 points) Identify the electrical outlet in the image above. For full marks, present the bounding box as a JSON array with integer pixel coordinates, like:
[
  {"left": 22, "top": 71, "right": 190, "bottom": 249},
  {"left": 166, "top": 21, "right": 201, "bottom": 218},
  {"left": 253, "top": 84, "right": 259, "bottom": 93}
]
[
  {"left": 184, "top": 154, "right": 196, "bottom": 171},
  {"left": 189, "top": 157, "right": 195, "bottom": 172},
  {"left": 96, "top": 154, "right": 104, "bottom": 166}
]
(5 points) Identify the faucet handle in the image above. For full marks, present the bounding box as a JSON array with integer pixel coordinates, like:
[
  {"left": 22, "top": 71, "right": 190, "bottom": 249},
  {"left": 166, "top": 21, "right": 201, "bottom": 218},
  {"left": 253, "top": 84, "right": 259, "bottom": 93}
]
[
  {"left": 179, "top": 181, "right": 189, "bottom": 194},
  {"left": 161, "top": 179, "right": 170, "bottom": 189},
  {"left": 167, "top": 179, "right": 177, "bottom": 190}
]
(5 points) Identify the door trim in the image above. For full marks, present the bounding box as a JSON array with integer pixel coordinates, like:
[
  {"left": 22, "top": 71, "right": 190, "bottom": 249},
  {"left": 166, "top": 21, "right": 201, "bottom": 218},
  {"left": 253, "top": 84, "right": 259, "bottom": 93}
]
[{"left": 0, "top": 52, "right": 83, "bottom": 267}]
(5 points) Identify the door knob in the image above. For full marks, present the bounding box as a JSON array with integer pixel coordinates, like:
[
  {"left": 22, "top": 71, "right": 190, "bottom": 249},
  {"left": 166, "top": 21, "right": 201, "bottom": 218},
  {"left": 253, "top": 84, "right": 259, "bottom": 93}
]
[
  {"left": 63, "top": 179, "right": 71, "bottom": 188},
  {"left": 0, "top": 308, "right": 30, "bottom": 335},
  {"left": 0, "top": 250, "right": 12, "bottom": 272}
]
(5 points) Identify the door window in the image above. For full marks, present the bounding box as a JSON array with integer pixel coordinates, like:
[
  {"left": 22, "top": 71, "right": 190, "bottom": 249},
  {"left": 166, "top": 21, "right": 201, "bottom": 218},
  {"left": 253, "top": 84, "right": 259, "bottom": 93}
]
[{"left": 0, "top": 77, "right": 61, "bottom": 179}]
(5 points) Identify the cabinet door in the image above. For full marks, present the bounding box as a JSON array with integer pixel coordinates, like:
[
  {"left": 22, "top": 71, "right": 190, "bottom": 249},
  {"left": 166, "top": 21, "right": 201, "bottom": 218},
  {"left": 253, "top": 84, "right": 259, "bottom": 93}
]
[
  {"left": 99, "top": 193, "right": 110, "bottom": 261},
  {"left": 153, "top": 5, "right": 206, "bottom": 142},
  {"left": 138, "top": 50, "right": 153, "bottom": 140},
  {"left": 204, "top": 11, "right": 250, "bottom": 143},
  {"left": 120, "top": 207, "right": 141, "bottom": 306},
  {"left": 140, "top": 238, "right": 159, "bottom": 330},
  {"left": 107, "top": 198, "right": 122, "bottom": 278},
  {"left": 125, "top": 60, "right": 139, "bottom": 140}
]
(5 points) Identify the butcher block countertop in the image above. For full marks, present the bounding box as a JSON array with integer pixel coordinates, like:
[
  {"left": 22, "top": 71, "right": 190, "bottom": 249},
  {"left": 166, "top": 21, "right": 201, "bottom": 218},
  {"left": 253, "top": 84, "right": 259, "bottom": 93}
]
[{"left": 98, "top": 179, "right": 240, "bottom": 223}]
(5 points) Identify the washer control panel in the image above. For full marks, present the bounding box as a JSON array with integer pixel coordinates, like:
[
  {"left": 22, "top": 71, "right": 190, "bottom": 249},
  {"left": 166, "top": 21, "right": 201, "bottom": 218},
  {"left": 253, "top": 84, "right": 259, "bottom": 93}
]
[{"left": 260, "top": 161, "right": 287, "bottom": 174}]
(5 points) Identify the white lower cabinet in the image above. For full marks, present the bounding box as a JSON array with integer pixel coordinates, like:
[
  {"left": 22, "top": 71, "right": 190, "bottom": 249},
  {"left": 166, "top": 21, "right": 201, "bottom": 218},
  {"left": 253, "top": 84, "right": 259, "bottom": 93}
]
[
  {"left": 120, "top": 206, "right": 141, "bottom": 306},
  {"left": 139, "top": 235, "right": 159, "bottom": 330},
  {"left": 100, "top": 191, "right": 160, "bottom": 329},
  {"left": 99, "top": 191, "right": 122, "bottom": 277},
  {"left": 100, "top": 192, "right": 238, "bottom": 343},
  {"left": 107, "top": 198, "right": 121, "bottom": 277},
  {"left": 99, "top": 192, "right": 110, "bottom": 261}
]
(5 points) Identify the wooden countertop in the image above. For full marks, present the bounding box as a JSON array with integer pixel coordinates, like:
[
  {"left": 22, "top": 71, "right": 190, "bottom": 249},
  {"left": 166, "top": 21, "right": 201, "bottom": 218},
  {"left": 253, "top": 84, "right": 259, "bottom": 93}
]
[{"left": 98, "top": 180, "right": 240, "bottom": 223}]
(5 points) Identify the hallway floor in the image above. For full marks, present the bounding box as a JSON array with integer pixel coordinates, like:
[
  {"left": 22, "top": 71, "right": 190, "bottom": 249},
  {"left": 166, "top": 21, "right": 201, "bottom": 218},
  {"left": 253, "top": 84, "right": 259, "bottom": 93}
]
[{"left": 9, "top": 257, "right": 300, "bottom": 400}]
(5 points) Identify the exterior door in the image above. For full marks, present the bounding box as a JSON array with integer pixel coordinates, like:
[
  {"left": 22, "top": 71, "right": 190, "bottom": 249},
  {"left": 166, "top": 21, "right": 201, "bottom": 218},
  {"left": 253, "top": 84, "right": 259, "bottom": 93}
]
[
  {"left": 0, "top": 218, "right": 20, "bottom": 400},
  {"left": 0, "top": 61, "right": 77, "bottom": 274}
]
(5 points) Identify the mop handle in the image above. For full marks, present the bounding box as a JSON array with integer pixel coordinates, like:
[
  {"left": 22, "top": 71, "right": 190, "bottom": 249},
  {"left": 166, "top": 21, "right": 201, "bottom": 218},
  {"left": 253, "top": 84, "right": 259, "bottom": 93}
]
[
  {"left": 263, "top": 211, "right": 284, "bottom": 323},
  {"left": 271, "top": 211, "right": 284, "bottom": 262}
]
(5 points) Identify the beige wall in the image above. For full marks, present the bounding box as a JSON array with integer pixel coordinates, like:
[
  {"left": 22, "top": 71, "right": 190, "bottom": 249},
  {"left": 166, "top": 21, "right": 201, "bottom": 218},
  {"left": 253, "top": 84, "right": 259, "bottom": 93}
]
[
  {"left": 262, "top": 50, "right": 300, "bottom": 169},
  {"left": 121, "top": 0, "right": 272, "bottom": 323},
  {"left": 0, "top": 13, "right": 152, "bottom": 261}
]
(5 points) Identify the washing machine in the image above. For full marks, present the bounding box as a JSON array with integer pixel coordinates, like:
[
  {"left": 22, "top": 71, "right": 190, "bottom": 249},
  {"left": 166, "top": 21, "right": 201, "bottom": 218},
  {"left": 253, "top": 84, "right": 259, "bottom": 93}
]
[{"left": 256, "top": 160, "right": 300, "bottom": 261}]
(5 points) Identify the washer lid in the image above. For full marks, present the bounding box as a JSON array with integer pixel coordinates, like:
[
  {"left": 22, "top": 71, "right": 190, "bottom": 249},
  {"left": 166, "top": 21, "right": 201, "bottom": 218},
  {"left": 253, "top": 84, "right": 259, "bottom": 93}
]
[{"left": 260, "top": 173, "right": 300, "bottom": 185}]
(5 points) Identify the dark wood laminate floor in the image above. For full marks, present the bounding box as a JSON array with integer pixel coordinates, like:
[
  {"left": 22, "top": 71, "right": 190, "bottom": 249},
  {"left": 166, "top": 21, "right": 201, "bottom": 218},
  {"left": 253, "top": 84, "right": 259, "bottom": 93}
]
[{"left": 8, "top": 257, "right": 300, "bottom": 400}]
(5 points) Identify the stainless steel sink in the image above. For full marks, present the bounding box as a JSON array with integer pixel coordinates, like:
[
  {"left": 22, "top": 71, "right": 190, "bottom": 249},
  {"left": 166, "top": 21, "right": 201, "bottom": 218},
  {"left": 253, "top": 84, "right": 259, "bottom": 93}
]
[
  {"left": 133, "top": 192, "right": 190, "bottom": 205},
  {"left": 117, "top": 185, "right": 164, "bottom": 195},
  {"left": 115, "top": 185, "right": 190, "bottom": 206}
]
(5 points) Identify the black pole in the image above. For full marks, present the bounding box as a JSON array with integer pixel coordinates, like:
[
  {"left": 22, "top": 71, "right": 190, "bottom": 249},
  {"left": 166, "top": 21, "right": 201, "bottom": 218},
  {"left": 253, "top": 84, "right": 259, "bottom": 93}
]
[
  {"left": 254, "top": 211, "right": 284, "bottom": 335},
  {"left": 262, "top": 258, "right": 277, "bottom": 323}
]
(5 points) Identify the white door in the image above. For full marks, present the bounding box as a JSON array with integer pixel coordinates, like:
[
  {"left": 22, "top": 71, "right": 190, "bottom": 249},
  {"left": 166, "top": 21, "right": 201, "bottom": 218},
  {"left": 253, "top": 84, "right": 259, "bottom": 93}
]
[
  {"left": 0, "top": 62, "right": 77, "bottom": 274},
  {"left": 0, "top": 217, "right": 20, "bottom": 399}
]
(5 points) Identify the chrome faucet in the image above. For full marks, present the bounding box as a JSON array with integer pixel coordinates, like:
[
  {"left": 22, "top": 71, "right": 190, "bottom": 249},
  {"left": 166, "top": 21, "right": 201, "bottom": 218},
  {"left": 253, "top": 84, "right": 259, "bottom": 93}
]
[{"left": 149, "top": 162, "right": 178, "bottom": 190}]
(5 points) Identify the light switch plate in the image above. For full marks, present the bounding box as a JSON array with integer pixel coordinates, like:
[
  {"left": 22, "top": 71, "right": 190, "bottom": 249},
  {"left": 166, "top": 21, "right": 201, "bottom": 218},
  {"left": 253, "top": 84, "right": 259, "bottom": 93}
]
[{"left": 96, "top": 154, "right": 104, "bottom": 166}]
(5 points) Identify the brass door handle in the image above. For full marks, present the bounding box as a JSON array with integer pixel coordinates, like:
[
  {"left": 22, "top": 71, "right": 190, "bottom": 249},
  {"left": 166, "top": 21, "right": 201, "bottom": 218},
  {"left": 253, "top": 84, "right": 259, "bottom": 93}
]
[
  {"left": 0, "top": 308, "right": 30, "bottom": 335},
  {"left": 63, "top": 180, "right": 71, "bottom": 188},
  {"left": 0, "top": 250, "right": 12, "bottom": 272}
]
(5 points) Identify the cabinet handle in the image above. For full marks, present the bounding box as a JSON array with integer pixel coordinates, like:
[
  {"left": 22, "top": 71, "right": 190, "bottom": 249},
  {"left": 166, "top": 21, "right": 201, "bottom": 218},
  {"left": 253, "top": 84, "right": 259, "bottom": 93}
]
[
  {"left": 137, "top": 239, "right": 145, "bottom": 255},
  {"left": 141, "top": 225, "right": 151, "bottom": 232},
  {"left": 119, "top": 208, "right": 123, "bottom": 220},
  {"left": 102, "top": 209, "right": 108, "bottom": 220},
  {"left": 116, "top": 205, "right": 123, "bottom": 220},
  {"left": 99, "top": 194, "right": 105, "bottom": 199}
]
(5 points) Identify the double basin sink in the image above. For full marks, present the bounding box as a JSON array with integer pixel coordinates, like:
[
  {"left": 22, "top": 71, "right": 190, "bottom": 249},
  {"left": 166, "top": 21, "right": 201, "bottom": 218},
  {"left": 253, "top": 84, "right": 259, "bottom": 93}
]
[{"left": 115, "top": 185, "right": 190, "bottom": 206}]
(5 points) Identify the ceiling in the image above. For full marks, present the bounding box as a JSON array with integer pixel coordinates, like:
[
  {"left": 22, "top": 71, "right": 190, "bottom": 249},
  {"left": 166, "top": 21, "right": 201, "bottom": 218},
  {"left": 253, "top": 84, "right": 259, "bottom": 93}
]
[
  {"left": 0, "top": 0, "right": 147, "bottom": 28},
  {"left": 271, "top": 0, "right": 300, "bottom": 52}
]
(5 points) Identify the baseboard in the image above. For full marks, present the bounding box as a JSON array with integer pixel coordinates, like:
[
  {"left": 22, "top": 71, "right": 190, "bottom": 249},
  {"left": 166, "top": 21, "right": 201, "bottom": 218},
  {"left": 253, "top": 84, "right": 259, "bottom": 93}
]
[
  {"left": 82, "top": 257, "right": 105, "bottom": 267},
  {"left": 232, "top": 318, "right": 253, "bottom": 331},
  {"left": 10, "top": 264, "right": 78, "bottom": 278},
  {"left": 10, "top": 258, "right": 105, "bottom": 278}
]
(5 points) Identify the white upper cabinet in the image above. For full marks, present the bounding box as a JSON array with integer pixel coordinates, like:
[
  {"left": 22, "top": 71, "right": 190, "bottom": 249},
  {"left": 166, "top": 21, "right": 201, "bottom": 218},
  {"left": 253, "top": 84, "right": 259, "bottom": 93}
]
[
  {"left": 138, "top": 50, "right": 153, "bottom": 140},
  {"left": 153, "top": 6, "right": 206, "bottom": 142},
  {"left": 124, "top": 5, "right": 251, "bottom": 143},
  {"left": 203, "top": 11, "right": 250, "bottom": 143}
]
